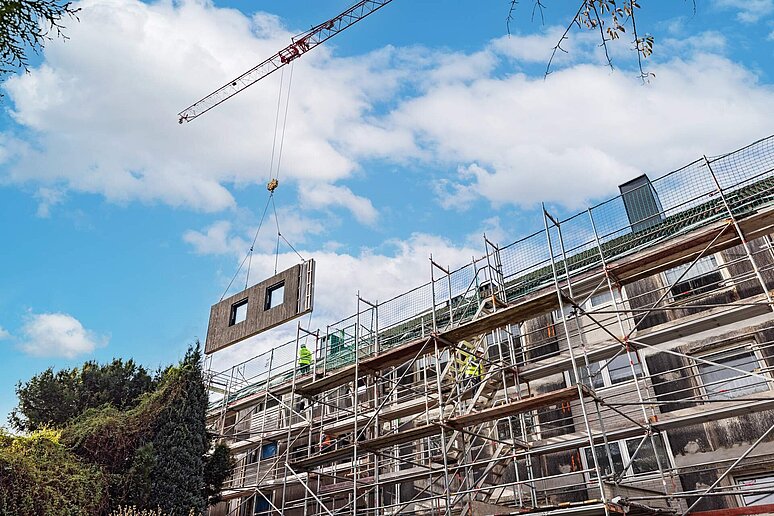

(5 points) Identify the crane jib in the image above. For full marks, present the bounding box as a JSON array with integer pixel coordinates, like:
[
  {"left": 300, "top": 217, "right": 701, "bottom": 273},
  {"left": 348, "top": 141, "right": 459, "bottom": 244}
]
[{"left": 177, "top": 0, "right": 395, "bottom": 124}]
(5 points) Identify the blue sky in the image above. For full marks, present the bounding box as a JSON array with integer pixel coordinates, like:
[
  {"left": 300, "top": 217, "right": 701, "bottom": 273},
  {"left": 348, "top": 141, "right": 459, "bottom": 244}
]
[{"left": 1, "top": 0, "right": 773, "bottom": 426}]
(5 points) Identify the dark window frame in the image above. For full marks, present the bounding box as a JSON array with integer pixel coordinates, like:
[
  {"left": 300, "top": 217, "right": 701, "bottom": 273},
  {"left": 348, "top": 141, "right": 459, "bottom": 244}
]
[
  {"left": 229, "top": 298, "right": 249, "bottom": 326},
  {"left": 264, "top": 281, "right": 286, "bottom": 311}
]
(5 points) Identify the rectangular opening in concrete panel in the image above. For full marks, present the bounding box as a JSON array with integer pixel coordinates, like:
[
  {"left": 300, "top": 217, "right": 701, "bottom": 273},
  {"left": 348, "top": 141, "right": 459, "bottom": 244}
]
[
  {"left": 205, "top": 259, "right": 315, "bottom": 354},
  {"left": 230, "top": 299, "right": 248, "bottom": 326},
  {"left": 264, "top": 282, "right": 285, "bottom": 310}
]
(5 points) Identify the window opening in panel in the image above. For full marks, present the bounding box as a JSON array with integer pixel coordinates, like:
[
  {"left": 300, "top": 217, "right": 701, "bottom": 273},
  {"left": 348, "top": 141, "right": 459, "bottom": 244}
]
[
  {"left": 264, "top": 282, "right": 285, "bottom": 310},
  {"left": 230, "top": 299, "right": 248, "bottom": 326}
]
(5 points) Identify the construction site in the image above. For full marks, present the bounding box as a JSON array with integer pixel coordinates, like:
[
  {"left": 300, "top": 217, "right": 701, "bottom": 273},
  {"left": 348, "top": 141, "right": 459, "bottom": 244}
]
[
  {"left": 4, "top": 1, "right": 774, "bottom": 515},
  {"left": 201, "top": 134, "right": 774, "bottom": 516},
  {"left": 168, "top": 3, "right": 774, "bottom": 516}
]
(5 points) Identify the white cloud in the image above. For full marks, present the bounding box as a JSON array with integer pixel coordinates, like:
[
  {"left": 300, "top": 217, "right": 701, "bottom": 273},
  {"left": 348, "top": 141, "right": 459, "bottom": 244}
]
[
  {"left": 18, "top": 313, "right": 108, "bottom": 358},
  {"left": 299, "top": 183, "right": 378, "bottom": 226},
  {"left": 184, "top": 220, "right": 247, "bottom": 256},
  {"left": 184, "top": 207, "right": 325, "bottom": 258},
  {"left": 3, "top": 0, "right": 773, "bottom": 220},
  {"left": 34, "top": 187, "right": 66, "bottom": 218},
  {"left": 1, "top": 0, "right": 405, "bottom": 212},
  {"left": 715, "top": 0, "right": 774, "bottom": 22},
  {"left": 467, "top": 216, "right": 509, "bottom": 248},
  {"left": 662, "top": 31, "right": 727, "bottom": 55},
  {"left": 490, "top": 27, "right": 600, "bottom": 65},
  {"left": 383, "top": 54, "right": 774, "bottom": 209},
  {"left": 0, "top": 326, "right": 10, "bottom": 340}
]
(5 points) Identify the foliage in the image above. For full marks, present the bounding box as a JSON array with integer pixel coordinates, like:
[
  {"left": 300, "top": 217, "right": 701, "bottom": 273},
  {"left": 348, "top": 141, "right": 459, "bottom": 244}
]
[
  {"left": 62, "top": 378, "right": 172, "bottom": 472},
  {"left": 3, "top": 344, "right": 233, "bottom": 515},
  {"left": 148, "top": 346, "right": 208, "bottom": 514},
  {"left": 122, "top": 444, "right": 157, "bottom": 509},
  {"left": 507, "top": 0, "right": 664, "bottom": 80},
  {"left": 0, "top": 0, "right": 79, "bottom": 75},
  {"left": 204, "top": 442, "right": 236, "bottom": 505},
  {"left": 0, "top": 428, "right": 107, "bottom": 516},
  {"left": 11, "top": 358, "right": 157, "bottom": 432}
]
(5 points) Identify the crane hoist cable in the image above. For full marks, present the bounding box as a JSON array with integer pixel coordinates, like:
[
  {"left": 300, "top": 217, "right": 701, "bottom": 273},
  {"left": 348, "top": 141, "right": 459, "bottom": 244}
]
[
  {"left": 270, "top": 193, "right": 305, "bottom": 275},
  {"left": 265, "top": 60, "right": 294, "bottom": 193},
  {"left": 220, "top": 193, "right": 273, "bottom": 301},
  {"left": 267, "top": 66, "right": 286, "bottom": 188},
  {"left": 221, "top": 62, "right": 302, "bottom": 300}
]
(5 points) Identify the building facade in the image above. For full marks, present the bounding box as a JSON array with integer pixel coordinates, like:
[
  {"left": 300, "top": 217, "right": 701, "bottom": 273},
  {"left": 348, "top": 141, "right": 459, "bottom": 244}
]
[{"left": 207, "top": 135, "right": 774, "bottom": 516}]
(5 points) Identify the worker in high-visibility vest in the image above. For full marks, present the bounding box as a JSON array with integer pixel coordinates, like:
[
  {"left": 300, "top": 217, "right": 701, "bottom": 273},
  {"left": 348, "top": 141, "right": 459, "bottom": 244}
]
[
  {"left": 298, "top": 343, "right": 313, "bottom": 375},
  {"left": 464, "top": 352, "right": 483, "bottom": 391}
]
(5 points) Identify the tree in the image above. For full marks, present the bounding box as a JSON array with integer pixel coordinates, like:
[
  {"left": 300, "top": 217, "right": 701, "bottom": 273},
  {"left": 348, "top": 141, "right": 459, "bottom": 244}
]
[
  {"left": 507, "top": 0, "right": 672, "bottom": 80},
  {"left": 56, "top": 344, "right": 233, "bottom": 514},
  {"left": 0, "top": 0, "right": 79, "bottom": 76},
  {"left": 6, "top": 346, "right": 234, "bottom": 514},
  {"left": 0, "top": 428, "right": 108, "bottom": 515},
  {"left": 10, "top": 358, "right": 157, "bottom": 432},
  {"left": 204, "top": 442, "right": 235, "bottom": 505},
  {"left": 148, "top": 345, "right": 209, "bottom": 514}
]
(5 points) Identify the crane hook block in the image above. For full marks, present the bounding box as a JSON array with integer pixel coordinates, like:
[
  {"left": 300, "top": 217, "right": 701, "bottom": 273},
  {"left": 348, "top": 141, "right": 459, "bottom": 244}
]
[{"left": 267, "top": 178, "right": 279, "bottom": 192}]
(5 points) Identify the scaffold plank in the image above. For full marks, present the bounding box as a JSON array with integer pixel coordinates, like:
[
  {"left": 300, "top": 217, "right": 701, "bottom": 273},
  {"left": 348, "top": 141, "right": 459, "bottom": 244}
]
[
  {"left": 448, "top": 385, "right": 587, "bottom": 429},
  {"left": 292, "top": 337, "right": 435, "bottom": 397},
  {"left": 610, "top": 205, "right": 774, "bottom": 284},
  {"left": 530, "top": 397, "right": 774, "bottom": 456},
  {"left": 292, "top": 386, "right": 588, "bottom": 471}
]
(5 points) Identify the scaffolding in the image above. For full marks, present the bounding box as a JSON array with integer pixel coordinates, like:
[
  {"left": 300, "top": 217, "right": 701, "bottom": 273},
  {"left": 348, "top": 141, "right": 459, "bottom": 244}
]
[{"left": 207, "top": 135, "right": 774, "bottom": 516}]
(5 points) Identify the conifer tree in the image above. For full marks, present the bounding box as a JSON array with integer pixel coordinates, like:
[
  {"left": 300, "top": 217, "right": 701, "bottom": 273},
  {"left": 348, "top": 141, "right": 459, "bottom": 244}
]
[{"left": 149, "top": 345, "right": 208, "bottom": 514}]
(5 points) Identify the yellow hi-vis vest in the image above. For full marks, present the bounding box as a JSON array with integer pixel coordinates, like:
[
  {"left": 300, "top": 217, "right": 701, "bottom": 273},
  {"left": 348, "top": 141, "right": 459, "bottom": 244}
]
[
  {"left": 465, "top": 358, "right": 482, "bottom": 377},
  {"left": 298, "top": 346, "right": 312, "bottom": 366}
]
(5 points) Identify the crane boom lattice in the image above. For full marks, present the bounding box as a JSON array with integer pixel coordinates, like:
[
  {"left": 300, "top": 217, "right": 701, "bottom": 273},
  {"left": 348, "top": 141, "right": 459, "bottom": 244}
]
[{"left": 178, "top": 0, "right": 394, "bottom": 124}]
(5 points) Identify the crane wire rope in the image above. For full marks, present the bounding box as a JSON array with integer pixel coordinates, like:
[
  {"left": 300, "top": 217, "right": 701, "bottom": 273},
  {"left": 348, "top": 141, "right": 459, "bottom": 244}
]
[
  {"left": 220, "top": 193, "right": 273, "bottom": 301},
  {"left": 267, "top": 66, "right": 286, "bottom": 186},
  {"left": 222, "top": 61, "right": 303, "bottom": 301},
  {"left": 265, "top": 60, "right": 303, "bottom": 276},
  {"left": 273, "top": 61, "right": 294, "bottom": 182},
  {"left": 270, "top": 193, "right": 305, "bottom": 275}
]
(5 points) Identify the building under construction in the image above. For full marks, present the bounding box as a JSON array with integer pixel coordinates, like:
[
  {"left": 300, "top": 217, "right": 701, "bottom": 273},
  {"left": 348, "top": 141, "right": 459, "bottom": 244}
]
[{"left": 206, "top": 135, "right": 774, "bottom": 516}]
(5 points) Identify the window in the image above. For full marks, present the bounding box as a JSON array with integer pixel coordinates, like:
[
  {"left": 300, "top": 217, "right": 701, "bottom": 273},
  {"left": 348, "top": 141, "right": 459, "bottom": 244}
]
[
  {"left": 624, "top": 435, "right": 669, "bottom": 476},
  {"left": 290, "top": 445, "right": 307, "bottom": 461},
  {"left": 486, "top": 327, "right": 517, "bottom": 362},
  {"left": 583, "top": 435, "right": 669, "bottom": 479},
  {"left": 663, "top": 255, "right": 723, "bottom": 300},
  {"left": 736, "top": 472, "right": 774, "bottom": 507},
  {"left": 553, "top": 303, "right": 577, "bottom": 322},
  {"left": 697, "top": 346, "right": 769, "bottom": 400},
  {"left": 230, "top": 299, "right": 248, "bottom": 326},
  {"left": 254, "top": 492, "right": 271, "bottom": 515},
  {"left": 589, "top": 288, "right": 622, "bottom": 308},
  {"left": 584, "top": 443, "right": 623, "bottom": 478},
  {"left": 498, "top": 413, "right": 536, "bottom": 441},
  {"left": 260, "top": 441, "right": 277, "bottom": 460},
  {"left": 608, "top": 352, "right": 643, "bottom": 385},
  {"left": 577, "top": 361, "right": 604, "bottom": 389},
  {"left": 569, "top": 351, "right": 643, "bottom": 389},
  {"left": 246, "top": 449, "right": 258, "bottom": 464},
  {"left": 264, "top": 282, "right": 285, "bottom": 310}
]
